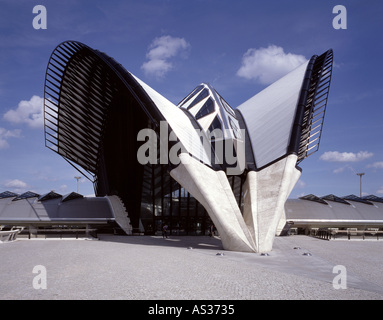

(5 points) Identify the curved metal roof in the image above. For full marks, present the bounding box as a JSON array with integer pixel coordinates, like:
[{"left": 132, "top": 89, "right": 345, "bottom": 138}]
[
  {"left": 286, "top": 194, "right": 383, "bottom": 227},
  {"left": 44, "top": 41, "right": 213, "bottom": 182},
  {"left": 0, "top": 192, "right": 114, "bottom": 224},
  {"left": 44, "top": 41, "right": 334, "bottom": 179},
  {"left": 237, "top": 49, "right": 333, "bottom": 170}
]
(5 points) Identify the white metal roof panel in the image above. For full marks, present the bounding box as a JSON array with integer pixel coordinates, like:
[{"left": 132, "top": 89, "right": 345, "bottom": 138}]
[
  {"left": 132, "top": 75, "right": 212, "bottom": 165},
  {"left": 237, "top": 61, "right": 309, "bottom": 168}
]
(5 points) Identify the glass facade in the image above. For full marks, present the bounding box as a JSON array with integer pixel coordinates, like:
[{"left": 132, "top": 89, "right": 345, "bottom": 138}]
[
  {"left": 187, "top": 88, "right": 209, "bottom": 110},
  {"left": 195, "top": 98, "right": 215, "bottom": 119},
  {"left": 43, "top": 42, "right": 249, "bottom": 236},
  {"left": 140, "top": 159, "right": 245, "bottom": 236},
  {"left": 178, "top": 85, "right": 204, "bottom": 107}
]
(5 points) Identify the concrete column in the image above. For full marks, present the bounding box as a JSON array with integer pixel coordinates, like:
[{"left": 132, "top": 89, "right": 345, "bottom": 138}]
[
  {"left": 242, "top": 155, "right": 301, "bottom": 252},
  {"left": 276, "top": 165, "right": 301, "bottom": 236},
  {"left": 170, "top": 153, "right": 300, "bottom": 253},
  {"left": 170, "top": 153, "right": 256, "bottom": 252}
]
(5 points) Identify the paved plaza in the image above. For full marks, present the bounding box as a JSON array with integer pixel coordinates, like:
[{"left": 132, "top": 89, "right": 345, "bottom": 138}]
[{"left": 1, "top": 235, "right": 383, "bottom": 300}]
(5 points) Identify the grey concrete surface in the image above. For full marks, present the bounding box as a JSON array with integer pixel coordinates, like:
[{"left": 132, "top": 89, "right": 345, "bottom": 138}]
[{"left": 1, "top": 235, "right": 383, "bottom": 300}]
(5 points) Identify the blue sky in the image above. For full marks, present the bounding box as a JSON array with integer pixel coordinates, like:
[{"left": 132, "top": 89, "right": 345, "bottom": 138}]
[{"left": 0, "top": 0, "right": 382, "bottom": 198}]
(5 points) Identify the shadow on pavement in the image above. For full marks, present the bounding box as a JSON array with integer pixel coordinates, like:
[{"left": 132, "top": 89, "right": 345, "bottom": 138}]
[{"left": 97, "top": 234, "right": 225, "bottom": 251}]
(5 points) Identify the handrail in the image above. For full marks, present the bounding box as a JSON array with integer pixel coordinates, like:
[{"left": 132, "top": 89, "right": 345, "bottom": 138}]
[
  {"left": 0, "top": 228, "right": 23, "bottom": 242},
  {"left": 312, "top": 228, "right": 383, "bottom": 240}
]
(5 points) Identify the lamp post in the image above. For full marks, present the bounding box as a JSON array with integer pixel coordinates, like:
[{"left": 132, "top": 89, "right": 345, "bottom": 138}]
[
  {"left": 356, "top": 173, "right": 365, "bottom": 198},
  {"left": 74, "top": 176, "right": 81, "bottom": 193}
]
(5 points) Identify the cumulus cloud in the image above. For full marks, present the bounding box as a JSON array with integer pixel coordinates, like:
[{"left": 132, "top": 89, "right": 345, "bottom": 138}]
[
  {"left": 237, "top": 45, "right": 307, "bottom": 85},
  {"left": 3, "top": 95, "right": 44, "bottom": 129},
  {"left": 333, "top": 167, "right": 345, "bottom": 174},
  {"left": 295, "top": 179, "right": 306, "bottom": 189},
  {"left": 141, "top": 35, "right": 190, "bottom": 78},
  {"left": 367, "top": 162, "right": 383, "bottom": 169},
  {"left": 4, "top": 179, "right": 29, "bottom": 193},
  {"left": 332, "top": 165, "right": 356, "bottom": 174},
  {"left": 58, "top": 184, "right": 68, "bottom": 194},
  {"left": 0, "top": 127, "right": 21, "bottom": 149},
  {"left": 319, "top": 151, "right": 373, "bottom": 162}
]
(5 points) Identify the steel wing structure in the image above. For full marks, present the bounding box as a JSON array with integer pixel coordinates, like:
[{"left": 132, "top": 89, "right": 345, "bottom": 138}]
[{"left": 44, "top": 41, "right": 333, "bottom": 252}]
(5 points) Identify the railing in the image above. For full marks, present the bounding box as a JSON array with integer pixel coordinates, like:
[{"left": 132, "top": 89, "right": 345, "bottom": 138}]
[
  {"left": 0, "top": 227, "right": 24, "bottom": 243},
  {"left": 28, "top": 228, "right": 98, "bottom": 239},
  {"left": 312, "top": 227, "right": 383, "bottom": 240}
]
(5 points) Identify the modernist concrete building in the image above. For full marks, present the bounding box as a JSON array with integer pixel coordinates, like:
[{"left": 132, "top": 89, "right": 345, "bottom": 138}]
[
  {"left": 38, "top": 40, "right": 335, "bottom": 252},
  {"left": 39, "top": 41, "right": 333, "bottom": 252}
]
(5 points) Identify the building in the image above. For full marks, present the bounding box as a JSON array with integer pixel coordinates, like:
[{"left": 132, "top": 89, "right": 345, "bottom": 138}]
[
  {"left": 285, "top": 194, "right": 383, "bottom": 235},
  {"left": 0, "top": 190, "right": 127, "bottom": 237},
  {"left": 2, "top": 190, "right": 383, "bottom": 241},
  {"left": 4, "top": 41, "right": 336, "bottom": 252}
]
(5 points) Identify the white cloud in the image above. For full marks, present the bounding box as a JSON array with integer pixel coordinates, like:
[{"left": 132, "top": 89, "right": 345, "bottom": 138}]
[
  {"left": 141, "top": 35, "right": 190, "bottom": 78},
  {"left": 142, "top": 59, "right": 172, "bottom": 77},
  {"left": 58, "top": 184, "right": 68, "bottom": 194},
  {"left": 333, "top": 167, "right": 345, "bottom": 174},
  {"left": 367, "top": 162, "right": 383, "bottom": 169},
  {"left": 0, "top": 127, "right": 21, "bottom": 149},
  {"left": 377, "top": 187, "right": 383, "bottom": 195},
  {"left": 4, "top": 179, "right": 29, "bottom": 193},
  {"left": 333, "top": 165, "right": 356, "bottom": 174},
  {"left": 295, "top": 179, "right": 306, "bottom": 189},
  {"left": 3, "top": 95, "right": 44, "bottom": 129},
  {"left": 319, "top": 151, "right": 373, "bottom": 162},
  {"left": 237, "top": 45, "right": 307, "bottom": 84},
  {"left": 85, "top": 193, "right": 96, "bottom": 197}
]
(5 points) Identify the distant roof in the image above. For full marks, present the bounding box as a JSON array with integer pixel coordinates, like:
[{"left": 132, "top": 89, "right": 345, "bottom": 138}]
[
  {"left": 0, "top": 191, "right": 85, "bottom": 203},
  {"left": 342, "top": 194, "right": 373, "bottom": 205},
  {"left": 299, "top": 194, "right": 328, "bottom": 205},
  {"left": 38, "top": 191, "right": 62, "bottom": 202},
  {"left": 362, "top": 195, "right": 383, "bottom": 203},
  {"left": 62, "top": 192, "right": 83, "bottom": 202},
  {"left": 12, "top": 191, "right": 40, "bottom": 201},
  {"left": 286, "top": 194, "right": 383, "bottom": 227},
  {"left": 297, "top": 194, "right": 383, "bottom": 206},
  {"left": 0, "top": 191, "right": 18, "bottom": 199},
  {"left": 321, "top": 194, "right": 351, "bottom": 205},
  {"left": 0, "top": 191, "right": 114, "bottom": 223}
]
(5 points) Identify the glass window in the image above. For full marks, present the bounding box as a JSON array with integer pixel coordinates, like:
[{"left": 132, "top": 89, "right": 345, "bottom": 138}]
[
  {"left": 0, "top": 191, "right": 18, "bottom": 199},
  {"left": 215, "top": 91, "right": 236, "bottom": 117},
  {"left": 195, "top": 98, "right": 215, "bottom": 119},
  {"left": 12, "top": 191, "right": 40, "bottom": 201},
  {"left": 321, "top": 194, "right": 351, "bottom": 205},
  {"left": 178, "top": 85, "right": 204, "bottom": 107},
  {"left": 207, "top": 116, "right": 222, "bottom": 139},
  {"left": 229, "top": 117, "right": 240, "bottom": 139},
  {"left": 187, "top": 88, "right": 209, "bottom": 110}
]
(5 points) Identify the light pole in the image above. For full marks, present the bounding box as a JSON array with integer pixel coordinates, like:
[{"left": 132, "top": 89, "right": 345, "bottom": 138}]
[
  {"left": 74, "top": 176, "right": 81, "bottom": 193},
  {"left": 356, "top": 173, "right": 365, "bottom": 198}
]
